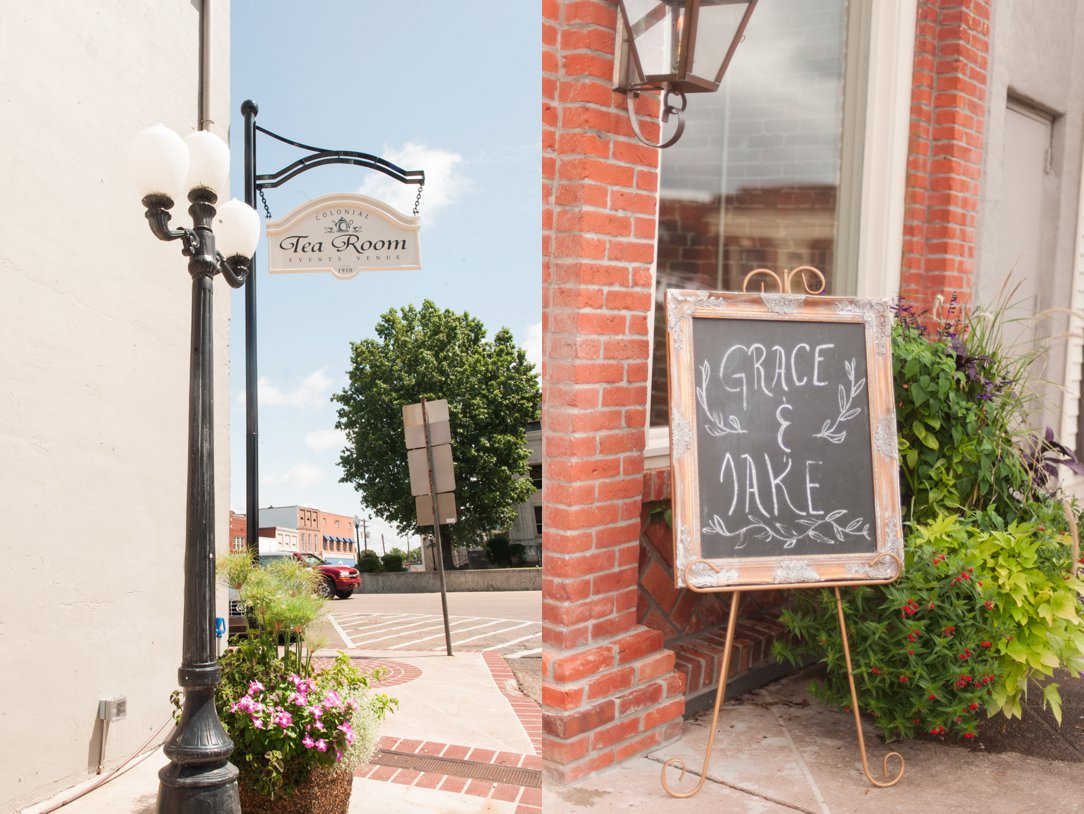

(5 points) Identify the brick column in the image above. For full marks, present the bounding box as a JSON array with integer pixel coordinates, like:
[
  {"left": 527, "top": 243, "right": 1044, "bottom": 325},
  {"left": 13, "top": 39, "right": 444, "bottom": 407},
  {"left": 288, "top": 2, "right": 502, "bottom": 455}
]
[
  {"left": 900, "top": 0, "right": 991, "bottom": 313},
  {"left": 542, "top": 0, "right": 686, "bottom": 784}
]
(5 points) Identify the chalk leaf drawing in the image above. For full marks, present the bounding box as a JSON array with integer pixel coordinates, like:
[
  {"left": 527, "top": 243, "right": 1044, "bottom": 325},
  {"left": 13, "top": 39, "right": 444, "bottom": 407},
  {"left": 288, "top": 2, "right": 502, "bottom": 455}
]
[
  {"left": 703, "top": 508, "right": 870, "bottom": 551},
  {"left": 814, "top": 358, "right": 865, "bottom": 444},
  {"left": 697, "top": 360, "right": 747, "bottom": 438}
]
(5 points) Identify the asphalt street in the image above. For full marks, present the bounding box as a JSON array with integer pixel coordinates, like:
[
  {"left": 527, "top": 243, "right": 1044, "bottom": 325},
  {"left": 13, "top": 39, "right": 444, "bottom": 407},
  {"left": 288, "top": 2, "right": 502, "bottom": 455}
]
[{"left": 322, "top": 590, "right": 542, "bottom": 657}]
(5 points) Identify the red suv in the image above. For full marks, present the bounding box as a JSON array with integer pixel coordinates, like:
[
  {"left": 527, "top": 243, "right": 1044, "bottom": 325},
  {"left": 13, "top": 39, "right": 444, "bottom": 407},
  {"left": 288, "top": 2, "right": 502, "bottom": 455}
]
[{"left": 259, "top": 552, "right": 361, "bottom": 599}]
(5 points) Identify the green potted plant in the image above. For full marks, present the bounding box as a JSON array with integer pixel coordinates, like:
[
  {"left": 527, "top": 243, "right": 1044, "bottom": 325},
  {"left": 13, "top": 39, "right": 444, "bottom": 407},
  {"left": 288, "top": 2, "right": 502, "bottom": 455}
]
[{"left": 205, "top": 553, "right": 396, "bottom": 812}]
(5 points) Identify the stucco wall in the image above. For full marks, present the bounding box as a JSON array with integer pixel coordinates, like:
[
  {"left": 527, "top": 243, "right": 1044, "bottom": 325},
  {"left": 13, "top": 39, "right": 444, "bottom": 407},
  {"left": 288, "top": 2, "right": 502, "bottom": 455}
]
[
  {"left": 978, "top": 0, "right": 1084, "bottom": 439},
  {"left": 0, "top": 2, "right": 232, "bottom": 810}
]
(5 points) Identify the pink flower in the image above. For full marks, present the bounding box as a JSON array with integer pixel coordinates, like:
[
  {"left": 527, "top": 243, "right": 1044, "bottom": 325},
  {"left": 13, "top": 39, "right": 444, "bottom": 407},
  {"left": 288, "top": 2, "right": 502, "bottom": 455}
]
[
  {"left": 288, "top": 692, "right": 308, "bottom": 706},
  {"left": 315, "top": 739, "right": 328, "bottom": 752},
  {"left": 309, "top": 704, "right": 324, "bottom": 719},
  {"left": 324, "top": 690, "right": 342, "bottom": 708},
  {"left": 271, "top": 710, "right": 293, "bottom": 728},
  {"left": 248, "top": 681, "right": 264, "bottom": 695},
  {"left": 252, "top": 717, "right": 264, "bottom": 729},
  {"left": 302, "top": 735, "right": 315, "bottom": 749}
]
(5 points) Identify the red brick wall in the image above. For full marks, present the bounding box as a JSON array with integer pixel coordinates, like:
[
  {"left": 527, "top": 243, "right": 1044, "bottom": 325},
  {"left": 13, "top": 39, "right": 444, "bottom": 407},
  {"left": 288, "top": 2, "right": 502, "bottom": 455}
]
[
  {"left": 541, "top": 0, "right": 687, "bottom": 784},
  {"left": 900, "top": 0, "right": 991, "bottom": 313},
  {"left": 229, "top": 511, "right": 246, "bottom": 553}
]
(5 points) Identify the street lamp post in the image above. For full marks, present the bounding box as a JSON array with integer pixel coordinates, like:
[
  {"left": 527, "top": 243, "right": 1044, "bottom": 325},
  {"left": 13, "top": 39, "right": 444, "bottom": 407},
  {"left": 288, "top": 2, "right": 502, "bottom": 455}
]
[
  {"left": 353, "top": 514, "right": 362, "bottom": 561},
  {"left": 130, "top": 124, "right": 261, "bottom": 814}
]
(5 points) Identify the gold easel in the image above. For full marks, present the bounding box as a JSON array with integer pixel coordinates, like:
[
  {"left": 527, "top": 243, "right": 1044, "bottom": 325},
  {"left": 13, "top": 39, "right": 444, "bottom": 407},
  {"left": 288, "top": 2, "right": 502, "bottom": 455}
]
[{"left": 660, "top": 269, "right": 906, "bottom": 798}]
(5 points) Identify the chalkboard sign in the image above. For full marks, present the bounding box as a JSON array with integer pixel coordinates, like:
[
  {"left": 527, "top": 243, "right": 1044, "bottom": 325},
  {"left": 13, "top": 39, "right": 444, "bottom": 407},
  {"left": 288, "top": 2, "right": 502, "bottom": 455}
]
[{"left": 666, "top": 290, "right": 903, "bottom": 591}]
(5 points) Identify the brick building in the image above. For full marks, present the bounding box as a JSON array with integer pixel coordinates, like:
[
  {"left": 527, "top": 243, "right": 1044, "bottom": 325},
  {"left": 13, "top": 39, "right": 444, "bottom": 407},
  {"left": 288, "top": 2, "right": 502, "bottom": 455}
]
[
  {"left": 318, "top": 508, "right": 361, "bottom": 564},
  {"left": 543, "top": 0, "right": 1084, "bottom": 783},
  {"left": 259, "top": 505, "right": 360, "bottom": 563},
  {"left": 229, "top": 511, "right": 247, "bottom": 553}
]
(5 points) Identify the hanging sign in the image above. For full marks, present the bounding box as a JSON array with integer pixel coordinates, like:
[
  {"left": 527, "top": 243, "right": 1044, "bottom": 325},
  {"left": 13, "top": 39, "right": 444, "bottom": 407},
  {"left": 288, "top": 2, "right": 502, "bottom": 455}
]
[
  {"left": 666, "top": 290, "right": 903, "bottom": 591},
  {"left": 265, "top": 192, "right": 421, "bottom": 279}
]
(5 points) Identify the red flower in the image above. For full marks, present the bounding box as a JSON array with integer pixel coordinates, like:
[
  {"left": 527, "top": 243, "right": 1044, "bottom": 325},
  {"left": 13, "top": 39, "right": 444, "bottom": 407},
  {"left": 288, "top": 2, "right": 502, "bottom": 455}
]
[
  {"left": 900, "top": 675, "right": 910, "bottom": 683},
  {"left": 871, "top": 667, "right": 881, "bottom": 675},
  {"left": 969, "top": 703, "right": 979, "bottom": 711},
  {"left": 908, "top": 649, "right": 915, "bottom": 655},
  {"left": 963, "top": 732, "right": 976, "bottom": 739},
  {"left": 980, "top": 641, "right": 992, "bottom": 648},
  {"left": 985, "top": 600, "right": 994, "bottom": 610},
  {"left": 928, "top": 693, "right": 937, "bottom": 700}
]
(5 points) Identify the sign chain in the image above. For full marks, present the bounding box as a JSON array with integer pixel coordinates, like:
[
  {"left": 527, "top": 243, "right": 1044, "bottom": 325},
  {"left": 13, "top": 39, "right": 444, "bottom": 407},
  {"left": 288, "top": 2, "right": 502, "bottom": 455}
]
[
  {"left": 413, "top": 184, "right": 424, "bottom": 217},
  {"left": 258, "top": 188, "right": 272, "bottom": 220}
]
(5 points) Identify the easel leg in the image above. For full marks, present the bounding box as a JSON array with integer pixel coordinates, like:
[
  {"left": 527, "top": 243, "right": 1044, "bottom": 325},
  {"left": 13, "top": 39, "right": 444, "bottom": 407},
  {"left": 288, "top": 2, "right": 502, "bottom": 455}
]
[
  {"left": 660, "top": 591, "right": 741, "bottom": 798},
  {"left": 833, "top": 586, "right": 905, "bottom": 788}
]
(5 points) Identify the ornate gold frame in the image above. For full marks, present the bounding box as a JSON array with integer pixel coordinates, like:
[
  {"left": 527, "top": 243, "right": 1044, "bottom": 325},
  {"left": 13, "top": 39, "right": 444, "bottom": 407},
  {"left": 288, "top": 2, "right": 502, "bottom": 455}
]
[{"left": 665, "top": 287, "right": 904, "bottom": 591}]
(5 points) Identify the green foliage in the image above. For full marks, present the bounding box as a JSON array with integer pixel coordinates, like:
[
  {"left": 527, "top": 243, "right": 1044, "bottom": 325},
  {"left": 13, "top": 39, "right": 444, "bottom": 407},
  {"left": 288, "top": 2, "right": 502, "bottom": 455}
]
[
  {"left": 205, "top": 554, "right": 397, "bottom": 800},
  {"left": 357, "top": 549, "right": 384, "bottom": 573},
  {"left": 893, "top": 319, "right": 1031, "bottom": 524},
  {"left": 389, "top": 546, "right": 421, "bottom": 565},
  {"left": 509, "top": 543, "right": 526, "bottom": 564},
  {"left": 775, "top": 539, "right": 1003, "bottom": 741},
  {"left": 779, "top": 304, "right": 1084, "bottom": 741},
  {"left": 333, "top": 300, "right": 540, "bottom": 547},
  {"left": 956, "top": 515, "right": 1084, "bottom": 721},
  {"left": 485, "top": 533, "right": 511, "bottom": 566},
  {"left": 380, "top": 553, "right": 404, "bottom": 572}
]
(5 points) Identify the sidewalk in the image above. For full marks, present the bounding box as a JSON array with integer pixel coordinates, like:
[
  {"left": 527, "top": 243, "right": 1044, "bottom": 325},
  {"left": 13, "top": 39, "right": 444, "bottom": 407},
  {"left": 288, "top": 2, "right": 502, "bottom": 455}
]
[
  {"left": 23, "top": 650, "right": 541, "bottom": 814},
  {"left": 545, "top": 667, "right": 1084, "bottom": 814}
]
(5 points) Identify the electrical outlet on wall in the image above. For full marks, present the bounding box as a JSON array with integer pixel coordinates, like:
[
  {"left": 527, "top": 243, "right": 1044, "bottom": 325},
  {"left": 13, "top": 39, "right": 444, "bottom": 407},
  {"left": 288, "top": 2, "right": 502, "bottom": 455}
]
[{"left": 98, "top": 696, "right": 127, "bottom": 722}]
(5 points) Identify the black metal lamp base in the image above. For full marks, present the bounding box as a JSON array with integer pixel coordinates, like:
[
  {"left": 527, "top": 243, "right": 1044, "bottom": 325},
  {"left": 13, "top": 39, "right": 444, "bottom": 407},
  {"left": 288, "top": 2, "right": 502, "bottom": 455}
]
[{"left": 157, "top": 762, "right": 240, "bottom": 814}]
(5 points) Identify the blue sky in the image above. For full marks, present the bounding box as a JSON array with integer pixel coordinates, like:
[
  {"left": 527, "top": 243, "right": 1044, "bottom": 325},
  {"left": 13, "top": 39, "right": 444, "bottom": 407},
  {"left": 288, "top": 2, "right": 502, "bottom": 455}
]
[{"left": 227, "top": 1, "right": 540, "bottom": 552}]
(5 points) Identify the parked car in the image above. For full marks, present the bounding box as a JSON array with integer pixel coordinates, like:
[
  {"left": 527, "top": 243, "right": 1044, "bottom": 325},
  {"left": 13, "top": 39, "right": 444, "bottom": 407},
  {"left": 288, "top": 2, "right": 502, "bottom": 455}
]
[
  {"left": 227, "top": 552, "right": 361, "bottom": 637},
  {"left": 259, "top": 552, "right": 361, "bottom": 600}
]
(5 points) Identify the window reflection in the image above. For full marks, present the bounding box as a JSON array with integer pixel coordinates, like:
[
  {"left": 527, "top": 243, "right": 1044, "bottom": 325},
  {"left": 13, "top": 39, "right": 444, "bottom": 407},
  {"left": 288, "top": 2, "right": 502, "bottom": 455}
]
[{"left": 651, "top": 0, "right": 848, "bottom": 427}]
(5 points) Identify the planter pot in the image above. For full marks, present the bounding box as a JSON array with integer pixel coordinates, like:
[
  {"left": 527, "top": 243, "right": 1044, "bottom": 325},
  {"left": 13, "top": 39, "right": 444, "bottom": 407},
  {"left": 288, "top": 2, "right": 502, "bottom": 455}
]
[{"left": 238, "top": 767, "right": 352, "bottom": 814}]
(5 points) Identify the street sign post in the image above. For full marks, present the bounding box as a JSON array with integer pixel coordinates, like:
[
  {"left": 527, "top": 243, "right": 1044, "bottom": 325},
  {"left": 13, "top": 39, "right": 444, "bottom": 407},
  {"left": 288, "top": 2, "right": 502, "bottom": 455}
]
[{"left": 403, "top": 398, "right": 456, "bottom": 656}]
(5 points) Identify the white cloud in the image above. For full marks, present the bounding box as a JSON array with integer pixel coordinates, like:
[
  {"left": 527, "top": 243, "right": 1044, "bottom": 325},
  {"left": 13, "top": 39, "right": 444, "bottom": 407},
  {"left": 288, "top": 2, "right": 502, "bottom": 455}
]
[
  {"left": 238, "top": 369, "right": 333, "bottom": 409},
  {"left": 357, "top": 142, "right": 471, "bottom": 224},
  {"left": 262, "top": 463, "right": 324, "bottom": 490},
  {"left": 305, "top": 428, "right": 346, "bottom": 453},
  {"left": 523, "top": 321, "right": 542, "bottom": 371}
]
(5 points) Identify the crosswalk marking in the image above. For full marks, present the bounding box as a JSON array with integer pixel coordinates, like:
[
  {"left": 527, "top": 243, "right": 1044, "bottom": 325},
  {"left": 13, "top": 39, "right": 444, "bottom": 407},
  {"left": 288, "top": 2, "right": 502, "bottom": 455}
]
[
  {"left": 481, "top": 630, "right": 538, "bottom": 651},
  {"left": 329, "top": 610, "right": 540, "bottom": 655}
]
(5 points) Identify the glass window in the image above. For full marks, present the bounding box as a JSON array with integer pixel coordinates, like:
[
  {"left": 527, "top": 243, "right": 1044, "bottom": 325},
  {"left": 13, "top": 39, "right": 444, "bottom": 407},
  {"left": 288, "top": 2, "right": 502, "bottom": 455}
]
[
  {"left": 534, "top": 505, "right": 543, "bottom": 536},
  {"left": 530, "top": 464, "right": 543, "bottom": 490},
  {"left": 650, "top": 0, "right": 850, "bottom": 428}
]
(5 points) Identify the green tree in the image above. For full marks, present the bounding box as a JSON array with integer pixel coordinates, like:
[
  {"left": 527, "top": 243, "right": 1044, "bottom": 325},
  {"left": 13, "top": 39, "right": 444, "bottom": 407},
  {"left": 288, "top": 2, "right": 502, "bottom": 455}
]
[{"left": 333, "top": 301, "right": 540, "bottom": 567}]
